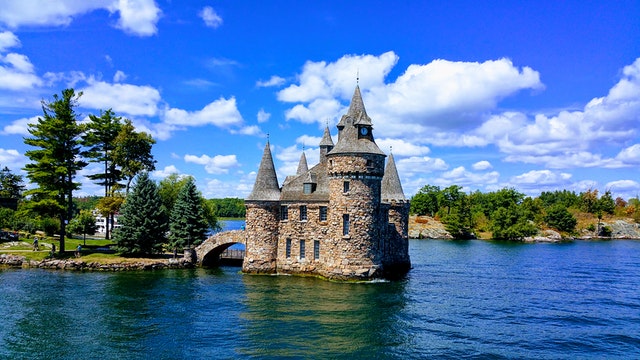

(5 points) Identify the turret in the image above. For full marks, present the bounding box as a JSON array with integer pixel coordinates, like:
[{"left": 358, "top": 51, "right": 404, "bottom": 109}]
[
  {"left": 244, "top": 141, "right": 280, "bottom": 274},
  {"left": 319, "top": 126, "right": 334, "bottom": 163},
  {"left": 381, "top": 151, "right": 411, "bottom": 275}
]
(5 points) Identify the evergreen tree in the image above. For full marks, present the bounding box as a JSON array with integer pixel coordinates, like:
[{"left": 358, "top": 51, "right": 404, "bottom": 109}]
[
  {"left": 544, "top": 204, "right": 577, "bottom": 233},
  {"left": 0, "top": 165, "right": 25, "bottom": 200},
  {"left": 82, "top": 109, "right": 124, "bottom": 239},
  {"left": 114, "top": 173, "right": 167, "bottom": 255},
  {"left": 23, "top": 89, "right": 87, "bottom": 253},
  {"left": 168, "top": 177, "right": 209, "bottom": 252}
]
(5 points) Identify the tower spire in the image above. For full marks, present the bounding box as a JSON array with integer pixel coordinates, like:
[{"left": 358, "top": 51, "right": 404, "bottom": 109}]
[
  {"left": 247, "top": 141, "right": 281, "bottom": 201},
  {"left": 381, "top": 152, "right": 406, "bottom": 202}
]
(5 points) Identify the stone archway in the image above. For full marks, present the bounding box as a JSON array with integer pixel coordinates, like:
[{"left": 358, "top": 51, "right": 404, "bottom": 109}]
[{"left": 195, "top": 230, "right": 246, "bottom": 266}]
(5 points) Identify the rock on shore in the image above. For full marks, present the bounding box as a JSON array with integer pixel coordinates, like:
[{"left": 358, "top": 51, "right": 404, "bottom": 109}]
[{"left": 0, "top": 254, "right": 195, "bottom": 270}]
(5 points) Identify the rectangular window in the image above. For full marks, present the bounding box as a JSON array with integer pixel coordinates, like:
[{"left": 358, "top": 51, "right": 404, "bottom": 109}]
[
  {"left": 303, "top": 183, "right": 313, "bottom": 194},
  {"left": 314, "top": 240, "right": 320, "bottom": 260},
  {"left": 300, "top": 240, "right": 306, "bottom": 259},
  {"left": 343, "top": 181, "right": 350, "bottom": 193},
  {"left": 300, "top": 205, "right": 307, "bottom": 221},
  {"left": 343, "top": 214, "right": 350, "bottom": 236},
  {"left": 286, "top": 238, "right": 291, "bottom": 258},
  {"left": 280, "top": 205, "right": 288, "bottom": 221},
  {"left": 319, "top": 206, "right": 327, "bottom": 221}
]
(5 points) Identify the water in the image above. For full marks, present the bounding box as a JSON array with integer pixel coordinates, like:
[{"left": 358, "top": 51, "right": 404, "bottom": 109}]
[{"left": 1, "top": 239, "right": 639, "bottom": 359}]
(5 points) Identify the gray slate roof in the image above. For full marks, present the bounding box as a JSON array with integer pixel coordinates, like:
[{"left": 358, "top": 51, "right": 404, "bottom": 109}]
[
  {"left": 296, "top": 151, "right": 309, "bottom": 175},
  {"left": 329, "top": 85, "right": 385, "bottom": 156},
  {"left": 280, "top": 161, "right": 329, "bottom": 202},
  {"left": 246, "top": 142, "right": 281, "bottom": 201},
  {"left": 381, "top": 152, "right": 407, "bottom": 202},
  {"left": 319, "top": 126, "right": 334, "bottom": 147}
]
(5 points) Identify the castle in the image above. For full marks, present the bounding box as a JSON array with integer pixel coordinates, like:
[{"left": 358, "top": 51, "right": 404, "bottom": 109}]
[{"left": 243, "top": 85, "right": 410, "bottom": 280}]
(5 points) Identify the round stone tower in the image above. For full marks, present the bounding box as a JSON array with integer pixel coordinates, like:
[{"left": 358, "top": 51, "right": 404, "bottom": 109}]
[
  {"left": 243, "top": 141, "right": 280, "bottom": 274},
  {"left": 325, "top": 85, "right": 387, "bottom": 279}
]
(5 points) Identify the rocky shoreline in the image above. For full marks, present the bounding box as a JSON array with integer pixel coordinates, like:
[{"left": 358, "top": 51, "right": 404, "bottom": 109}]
[
  {"left": 0, "top": 254, "right": 195, "bottom": 270},
  {"left": 408, "top": 215, "right": 640, "bottom": 242}
]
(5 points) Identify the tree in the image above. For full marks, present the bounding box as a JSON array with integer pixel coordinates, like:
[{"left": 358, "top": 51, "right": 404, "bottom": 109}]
[
  {"left": 491, "top": 204, "right": 537, "bottom": 241},
  {"left": 410, "top": 185, "right": 440, "bottom": 216},
  {"left": 544, "top": 204, "right": 577, "bottom": 233},
  {"left": 112, "top": 119, "right": 156, "bottom": 194},
  {"left": 0, "top": 165, "right": 25, "bottom": 200},
  {"left": 23, "top": 89, "right": 87, "bottom": 253},
  {"left": 580, "top": 188, "right": 599, "bottom": 214},
  {"left": 596, "top": 189, "right": 615, "bottom": 215},
  {"left": 158, "top": 173, "right": 191, "bottom": 215},
  {"left": 67, "top": 210, "right": 98, "bottom": 245},
  {"left": 82, "top": 109, "right": 124, "bottom": 239},
  {"left": 441, "top": 185, "right": 463, "bottom": 215},
  {"left": 168, "top": 178, "right": 209, "bottom": 253},
  {"left": 114, "top": 172, "right": 167, "bottom": 255}
]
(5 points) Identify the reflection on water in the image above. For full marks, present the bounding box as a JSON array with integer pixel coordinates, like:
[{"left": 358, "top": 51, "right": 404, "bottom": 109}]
[{"left": 239, "top": 275, "right": 407, "bottom": 359}]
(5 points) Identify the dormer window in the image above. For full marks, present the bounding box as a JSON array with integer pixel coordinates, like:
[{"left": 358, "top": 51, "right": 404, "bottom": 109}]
[{"left": 303, "top": 183, "right": 315, "bottom": 194}]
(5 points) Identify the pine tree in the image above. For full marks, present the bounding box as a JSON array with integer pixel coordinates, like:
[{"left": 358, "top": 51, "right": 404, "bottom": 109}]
[
  {"left": 168, "top": 177, "right": 208, "bottom": 252},
  {"left": 114, "top": 172, "right": 167, "bottom": 255},
  {"left": 23, "top": 89, "right": 87, "bottom": 253}
]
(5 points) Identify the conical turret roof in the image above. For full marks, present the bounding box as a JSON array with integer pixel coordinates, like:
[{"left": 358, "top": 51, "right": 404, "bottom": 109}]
[
  {"left": 382, "top": 152, "right": 406, "bottom": 202},
  {"left": 319, "top": 126, "right": 334, "bottom": 147},
  {"left": 247, "top": 141, "right": 281, "bottom": 201},
  {"left": 296, "top": 151, "right": 308, "bottom": 175}
]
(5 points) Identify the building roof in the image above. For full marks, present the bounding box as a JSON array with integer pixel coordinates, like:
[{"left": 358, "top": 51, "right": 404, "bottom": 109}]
[
  {"left": 296, "top": 151, "right": 309, "bottom": 175},
  {"left": 319, "top": 126, "right": 334, "bottom": 147},
  {"left": 280, "top": 161, "right": 329, "bottom": 202},
  {"left": 381, "top": 152, "right": 407, "bottom": 202},
  {"left": 246, "top": 141, "right": 281, "bottom": 201},
  {"left": 329, "top": 85, "right": 385, "bottom": 156}
]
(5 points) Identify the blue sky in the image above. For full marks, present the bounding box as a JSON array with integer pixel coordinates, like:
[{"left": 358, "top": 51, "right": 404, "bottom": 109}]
[{"left": 1, "top": 1, "right": 640, "bottom": 200}]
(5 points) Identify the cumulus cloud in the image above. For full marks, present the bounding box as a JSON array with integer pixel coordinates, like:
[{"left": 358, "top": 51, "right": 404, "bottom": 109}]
[
  {"left": 0, "top": 148, "right": 23, "bottom": 166},
  {"left": 1, "top": 115, "right": 37, "bottom": 136},
  {"left": 257, "top": 109, "right": 271, "bottom": 123},
  {"left": 184, "top": 154, "right": 238, "bottom": 174},
  {"left": 113, "top": 70, "right": 127, "bottom": 82},
  {"left": 256, "top": 75, "right": 286, "bottom": 88},
  {"left": 199, "top": 6, "right": 223, "bottom": 28},
  {"left": 0, "top": 53, "right": 42, "bottom": 90},
  {"left": 376, "top": 138, "right": 430, "bottom": 157},
  {"left": 396, "top": 156, "right": 448, "bottom": 178},
  {"left": 152, "top": 165, "right": 182, "bottom": 179},
  {"left": 0, "top": 0, "right": 161, "bottom": 37},
  {"left": 474, "top": 58, "right": 640, "bottom": 169},
  {"left": 472, "top": 160, "right": 493, "bottom": 171},
  {"left": 0, "top": 31, "right": 20, "bottom": 52},
  {"left": 435, "top": 166, "right": 500, "bottom": 187},
  {"left": 80, "top": 79, "right": 161, "bottom": 116},
  {"left": 163, "top": 97, "right": 243, "bottom": 127}
]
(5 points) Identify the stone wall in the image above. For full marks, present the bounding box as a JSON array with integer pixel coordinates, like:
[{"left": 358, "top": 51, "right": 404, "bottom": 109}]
[
  {"left": 243, "top": 201, "right": 279, "bottom": 273},
  {"left": 0, "top": 254, "right": 194, "bottom": 270}
]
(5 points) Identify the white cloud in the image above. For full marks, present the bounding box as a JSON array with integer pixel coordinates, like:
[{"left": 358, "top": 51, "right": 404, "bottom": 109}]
[
  {"left": 113, "top": 70, "right": 127, "bottom": 82},
  {"left": 199, "top": 6, "right": 223, "bottom": 28},
  {"left": 0, "top": 31, "right": 20, "bottom": 52},
  {"left": 510, "top": 170, "right": 572, "bottom": 186},
  {"left": 396, "top": 156, "right": 448, "bottom": 178},
  {"left": 80, "top": 79, "right": 161, "bottom": 116},
  {"left": 0, "top": 52, "right": 42, "bottom": 90},
  {"left": 605, "top": 180, "right": 640, "bottom": 195},
  {"left": 284, "top": 98, "right": 344, "bottom": 124},
  {"left": 203, "top": 177, "right": 253, "bottom": 198},
  {"left": 113, "top": 0, "right": 161, "bottom": 36},
  {"left": 163, "top": 97, "right": 243, "bottom": 127},
  {"left": 256, "top": 75, "right": 286, "bottom": 88},
  {"left": 0, "top": 148, "right": 26, "bottom": 169},
  {"left": 1, "top": 115, "right": 37, "bottom": 136},
  {"left": 257, "top": 108, "right": 271, "bottom": 123},
  {"left": 0, "top": 0, "right": 161, "bottom": 37},
  {"left": 376, "top": 138, "right": 430, "bottom": 157},
  {"left": 231, "top": 125, "right": 262, "bottom": 136},
  {"left": 152, "top": 165, "right": 182, "bottom": 179},
  {"left": 434, "top": 166, "right": 500, "bottom": 187},
  {"left": 472, "top": 160, "right": 492, "bottom": 171},
  {"left": 616, "top": 144, "right": 640, "bottom": 165},
  {"left": 184, "top": 154, "right": 238, "bottom": 174}
]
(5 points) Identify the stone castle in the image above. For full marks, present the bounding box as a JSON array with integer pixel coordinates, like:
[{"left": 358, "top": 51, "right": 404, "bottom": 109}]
[{"left": 243, "top": 85, "right": 410, "bottom": 280}]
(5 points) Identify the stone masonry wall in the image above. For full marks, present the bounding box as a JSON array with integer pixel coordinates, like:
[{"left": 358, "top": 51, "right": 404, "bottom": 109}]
[{"left": 243, "top": 201, "right": 279, "bottom": 273}]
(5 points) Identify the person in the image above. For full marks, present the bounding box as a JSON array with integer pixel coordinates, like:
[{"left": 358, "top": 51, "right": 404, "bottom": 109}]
[
  {"left": 50, "top": 243, "right": 56, "bottom": 258},
  {"left": 75, "top": 244, "right": 82, "bottom": 258},
  {"left": 32, "top": 236, "right": 39, "bottom": 251}
]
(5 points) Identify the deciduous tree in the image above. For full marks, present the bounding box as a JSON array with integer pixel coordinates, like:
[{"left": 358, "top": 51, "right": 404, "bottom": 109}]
[{"left": 112, "top": 120, "right": 156, "bottom": 194}]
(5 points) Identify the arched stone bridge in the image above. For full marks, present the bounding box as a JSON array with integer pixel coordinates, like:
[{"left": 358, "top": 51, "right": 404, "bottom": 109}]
[{"left": 195, "top": 230, "right": 246, "bottom": 266}]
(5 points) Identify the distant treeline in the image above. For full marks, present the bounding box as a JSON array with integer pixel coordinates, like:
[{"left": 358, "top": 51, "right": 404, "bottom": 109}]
[
  {"left": 72, "top": 196, "right": 246, "bottom": 219},
  {"left": 410, "top": 185, "right": 639, "bottom": 240},
  {"left": 206, "top": 198, "right": 245, "bottom": 218}
]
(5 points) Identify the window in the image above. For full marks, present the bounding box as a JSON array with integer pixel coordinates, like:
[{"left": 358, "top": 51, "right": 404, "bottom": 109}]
[
  {"left": 286, "top": 238, "right": 291, "bottom": 258},
  {"left": 343, "top": 214, "right": 350, "bottom": 236},
  {"left": 280, "top": 205, "right": 288, "bottom": 221},
  {"left": 319, "top": 206, "right": 327, "bottom": 221},
  {"left": 300, "top": 205, "right": 307, "bottom": 221},
  {"left": 314, "top": 240, "right": 320, "bottom": 260},
  {"left": 300, "top": 240, "right": 306, "bottom": 259},
  {"left": 343, "top": 181, "right": 350, "bottom": 193},
  {"left": 303, "top": 183, "right": 313, "bottom": 194}
]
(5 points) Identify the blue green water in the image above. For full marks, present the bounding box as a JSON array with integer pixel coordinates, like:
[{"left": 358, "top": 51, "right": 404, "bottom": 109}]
[{"left": 1, "top": 239, "right": 640, "bottom": 359}]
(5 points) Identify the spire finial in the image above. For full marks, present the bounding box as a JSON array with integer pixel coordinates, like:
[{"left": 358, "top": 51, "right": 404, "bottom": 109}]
[
  {"left": 267, "top": 132, "right": 270, "bottom": 143},
  {"left": 356, "top": 69, "right": 359, "bottom": 85},
  {"left": 390, "top": 145, "right": 393, "bottom": 154}
]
